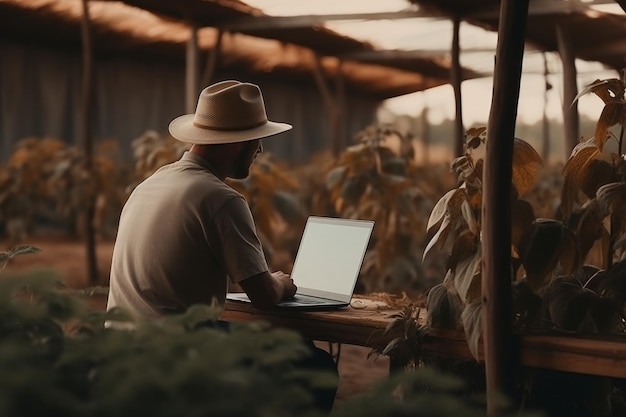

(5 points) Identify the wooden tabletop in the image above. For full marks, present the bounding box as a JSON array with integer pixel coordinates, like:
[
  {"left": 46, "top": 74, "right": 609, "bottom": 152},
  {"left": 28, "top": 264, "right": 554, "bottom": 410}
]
[{"left": 221, "top": 295, "right": 406, "bottom": 350}]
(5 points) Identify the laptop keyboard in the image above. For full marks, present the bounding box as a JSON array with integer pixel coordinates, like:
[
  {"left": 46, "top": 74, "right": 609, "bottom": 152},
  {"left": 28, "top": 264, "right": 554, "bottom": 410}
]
[{"left": 289, "top": 295, "right": 327, "bottom": 304}]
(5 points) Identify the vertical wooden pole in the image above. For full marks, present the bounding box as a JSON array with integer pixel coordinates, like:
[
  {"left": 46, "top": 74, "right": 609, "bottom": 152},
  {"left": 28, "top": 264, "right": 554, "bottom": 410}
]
[
  {"left": 451, "top": 16, "right": 464, "bottom": 158},
  {"left": 201, "top": 29, "right": 224, "bottom": 87},
  {"left": 186, "top": 23, "right": 199, "bottom": 113},
  {"left": 334, "top": 60, "right": 346, "bottom": 155},
  {"left": 556, "top": 23, "right": 580, "bottom": 156},
  {"left": 80, "top": 0, "right": 98, "bottom": 285},
  {"left": 483, "top": 0, "right": 528, "bottom": 414},
  {"left": 421, "top": 106, "right": 430, "bottom": 165},
  {"left": 542, "top": 53, "right": 551, "bottom": 163},
  {"left": 311, "top": 54, "right": 340, "bottom": 158}
]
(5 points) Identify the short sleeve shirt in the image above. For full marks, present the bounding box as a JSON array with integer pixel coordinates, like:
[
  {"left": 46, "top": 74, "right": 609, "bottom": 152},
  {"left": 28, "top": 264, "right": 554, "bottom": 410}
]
[{"left": 107, "top": 152, "right": 269, "bottom": 317}]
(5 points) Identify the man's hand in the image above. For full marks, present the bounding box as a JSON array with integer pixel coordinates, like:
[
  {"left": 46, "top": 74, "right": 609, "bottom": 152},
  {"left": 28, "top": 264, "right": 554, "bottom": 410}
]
[
  {"left": 272, "top": 271, "right": 297, "bottom": 299},
  {"left": 239, "top": 270, "right": 296, "bottom": 310}
]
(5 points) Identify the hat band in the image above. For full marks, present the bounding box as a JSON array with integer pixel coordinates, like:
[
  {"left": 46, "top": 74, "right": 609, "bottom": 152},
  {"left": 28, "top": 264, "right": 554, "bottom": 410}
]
[{"left": 192, "top": 119, "right": 267, "bottom": 132}]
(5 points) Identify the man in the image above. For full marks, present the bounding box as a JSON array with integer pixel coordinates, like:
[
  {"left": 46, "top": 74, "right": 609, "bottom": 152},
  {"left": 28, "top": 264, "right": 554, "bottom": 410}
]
[
  {"left": 107, "top": 80, "right": 337, "bottom": 411},
  {"left": 107, "top": 80, "right": 297, "bottom": 316}
]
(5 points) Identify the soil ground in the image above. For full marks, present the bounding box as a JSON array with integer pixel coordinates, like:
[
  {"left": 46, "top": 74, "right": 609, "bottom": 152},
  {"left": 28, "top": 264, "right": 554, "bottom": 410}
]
[{"left": 3, "top": 236, "right": 390, "bottom": 409}]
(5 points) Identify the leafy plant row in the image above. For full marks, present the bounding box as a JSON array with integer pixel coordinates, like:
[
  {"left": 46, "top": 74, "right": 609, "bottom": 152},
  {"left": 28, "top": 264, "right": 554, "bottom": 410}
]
[
  {"left": 0, "top": 127, "right": 459, "bottom": 296},
  {"left": 0, "top": 266, "right": 539, "bottom": 417}
]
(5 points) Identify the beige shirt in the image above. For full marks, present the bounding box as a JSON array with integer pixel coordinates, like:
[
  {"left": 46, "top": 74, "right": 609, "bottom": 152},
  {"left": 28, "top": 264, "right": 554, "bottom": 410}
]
[{"left": 107, "top": 152, "right": 268, "bottom": 317}]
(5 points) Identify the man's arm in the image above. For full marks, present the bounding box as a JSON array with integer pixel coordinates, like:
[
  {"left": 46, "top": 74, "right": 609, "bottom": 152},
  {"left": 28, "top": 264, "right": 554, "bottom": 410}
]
[{"left": 239, "top": 271, "right": 297, "bottom": 310}]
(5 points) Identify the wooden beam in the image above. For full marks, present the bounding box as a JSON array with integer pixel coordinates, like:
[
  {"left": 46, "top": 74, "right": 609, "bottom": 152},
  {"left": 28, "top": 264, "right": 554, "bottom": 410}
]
[
  {"left": 578, "top": 39, "right": 626, "bottom": 58},
  {"left": 339, "top": 49, "right": 451, "bottom": 61},
  {"left": 469, "top": 0, "right": 588, "bottom": 19},
  {"left": 218, "top": 0, "right": 604, "bottom": 32},
  {"left": 219, "top": 10, "right": 445, "bottom": 31},
  {"left": 483, "top": 0, "right": 529, "bottom": 414},
  {"left": 423, "top": 329, "right": 626, "bottom": 379}
]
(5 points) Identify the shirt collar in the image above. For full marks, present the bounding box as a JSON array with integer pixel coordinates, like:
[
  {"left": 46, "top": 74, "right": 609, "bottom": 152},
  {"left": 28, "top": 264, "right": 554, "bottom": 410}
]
[{"left": 180, "top": 151, "right": 216, "bottom": 174}]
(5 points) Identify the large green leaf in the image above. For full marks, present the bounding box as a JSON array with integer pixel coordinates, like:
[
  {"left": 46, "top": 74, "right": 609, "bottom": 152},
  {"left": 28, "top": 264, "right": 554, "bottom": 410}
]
[
  {"left": 426, "top": 188, "right": 466, "bottom": 234},
  {"left": 426, "top": 282, "right": 463, "bottom": 330},
  {"left": 561, "top": 139, "right": 600, "bottom": 220},
  {"left": 460, "top": 300, "right": 483, "bottom": 362},
  {"left": 518, "top": 220, "right": 568, "bottom": 291},
  {"left": 453, "top": 248, "right": 482, "bottom": 303}
]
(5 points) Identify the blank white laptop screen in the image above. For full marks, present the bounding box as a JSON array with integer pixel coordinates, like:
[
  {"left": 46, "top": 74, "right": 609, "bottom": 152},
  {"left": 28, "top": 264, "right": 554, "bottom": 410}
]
[
  {"left": 290, "top": 216, "right": 373, "bottom": 302},
  {"left": 227, "top": 216, "right": 374, "bottom": 309}
]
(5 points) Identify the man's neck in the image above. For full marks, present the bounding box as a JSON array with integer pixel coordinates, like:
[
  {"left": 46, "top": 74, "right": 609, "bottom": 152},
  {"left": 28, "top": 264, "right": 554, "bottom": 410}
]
[{"left": 189, "top": 146, "right": 227, "bottom": 180}]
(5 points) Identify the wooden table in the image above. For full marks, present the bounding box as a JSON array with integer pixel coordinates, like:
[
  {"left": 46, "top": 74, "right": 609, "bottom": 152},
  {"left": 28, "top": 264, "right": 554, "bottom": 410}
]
[
  {"left": 221, "top": 296, "right": 404, "bottom": 351},
  {"left": 221, "top": 295, "right": 626, "bottom": 379}
]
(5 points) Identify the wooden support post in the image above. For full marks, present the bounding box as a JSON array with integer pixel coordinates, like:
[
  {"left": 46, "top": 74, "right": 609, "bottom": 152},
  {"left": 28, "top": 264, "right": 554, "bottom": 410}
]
[
  {"left": 333, "top": 60, "right": 346, "bottom": 155},
  {"left": 556, "top": 23, "right": 580, "bottom": 156},
  {"left": 80, "top": 0, "right": 98, "bottom": 285},
  {"left": 542, "top": 53, "right": 551, "bottom": 163},
  {"left": 201, "top": 29, "right": 224, "bottom": 88},
  {"left": 311, "top": 55, "right": 341, "bottom": 158},
  {"left": 483, "top": 0, "right": 529, "bottom": 414},
  {"left": 451, "top": 16, "right": 465, "bottom": 158},
  {"left": 421, "top": 106, "right": 430, "bottom": 165},
  {"left": 186, "top": 23, "right": 199, "bottom": 113}
]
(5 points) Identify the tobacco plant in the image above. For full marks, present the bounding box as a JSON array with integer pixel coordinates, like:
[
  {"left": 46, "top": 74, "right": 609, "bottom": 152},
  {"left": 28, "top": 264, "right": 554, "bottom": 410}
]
[
  {"left": 305, "top": 125, "right": 452, "bottom": 295},
  {"left": 423, "top": 127, "right": 543, "bottom": 357},
  {"left": 0, "top": 138, "right": 126, "bottom": 241}
]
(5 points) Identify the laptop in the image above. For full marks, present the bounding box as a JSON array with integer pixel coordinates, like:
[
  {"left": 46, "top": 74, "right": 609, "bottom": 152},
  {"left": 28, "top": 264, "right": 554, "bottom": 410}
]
[{"left": 227, "top": 216, "right": 374, "bottom": 310}]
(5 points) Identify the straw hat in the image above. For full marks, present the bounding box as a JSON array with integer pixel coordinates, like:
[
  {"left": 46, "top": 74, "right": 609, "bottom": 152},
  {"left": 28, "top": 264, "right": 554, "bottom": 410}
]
[{"left": 169, "top": 80, "right": 292, "bottom": 144}]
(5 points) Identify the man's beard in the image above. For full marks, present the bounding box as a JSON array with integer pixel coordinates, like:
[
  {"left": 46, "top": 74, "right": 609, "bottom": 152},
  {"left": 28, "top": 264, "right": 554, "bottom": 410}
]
[{"left": 230, "top": 149, "right": 253, "bottom": 179}]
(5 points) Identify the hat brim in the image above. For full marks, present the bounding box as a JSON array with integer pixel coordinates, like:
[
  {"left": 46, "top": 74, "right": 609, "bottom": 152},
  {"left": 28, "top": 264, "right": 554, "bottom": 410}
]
[{"left": 169, "top": 114, "right": 292, "bottom": 145}]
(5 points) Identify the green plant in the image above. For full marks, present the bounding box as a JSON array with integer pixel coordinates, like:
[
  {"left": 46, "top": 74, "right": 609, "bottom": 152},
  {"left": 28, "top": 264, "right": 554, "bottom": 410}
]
[
  {"left": 423, "top": 127, "right": 543, "bottom": 357},
  {"left": 306, "top": 125, "right": 452, "bottom": 295},
  {"left": 0, "top": 137, "right": 129, "bottom": 240},
  {"left": 0, "top": 271, "right": 335, "bottom": 417},
  {"left": 0, "top": 244, "right": 40, "bottom": 271}
]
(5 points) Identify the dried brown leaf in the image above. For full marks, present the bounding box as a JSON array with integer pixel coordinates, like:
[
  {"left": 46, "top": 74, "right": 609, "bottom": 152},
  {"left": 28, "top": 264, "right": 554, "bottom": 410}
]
[
  {"left": 561, "top": 142, "right": 600, "bottom": 220},
  {"left": 594, "top": 103, "right": 625, "bottom": 151},
  {"left": 574, "top": 78, "right": 624, "bottom": 105},
  {"left": 512, "top": 138, "right": 543, "bottom": 196}
]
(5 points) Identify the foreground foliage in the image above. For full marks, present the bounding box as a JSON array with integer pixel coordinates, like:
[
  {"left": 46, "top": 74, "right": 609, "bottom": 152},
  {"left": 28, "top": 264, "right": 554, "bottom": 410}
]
[{"left": 0, "top": 267, "right": 536, "bottom": 417}]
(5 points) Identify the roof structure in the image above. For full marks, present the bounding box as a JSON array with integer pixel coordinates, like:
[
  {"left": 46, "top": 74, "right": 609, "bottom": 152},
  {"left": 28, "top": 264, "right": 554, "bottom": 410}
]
[
  {"left": 0, "top": 0, "right": 484, "bottom": 100},
  {"left": 411, "top": 0, "right": 626, "bottom": 72}
]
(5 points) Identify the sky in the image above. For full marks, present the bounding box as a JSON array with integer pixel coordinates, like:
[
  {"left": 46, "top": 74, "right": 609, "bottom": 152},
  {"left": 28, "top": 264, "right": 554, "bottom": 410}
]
[
  {"left": 243, "top": 0, "right": 623, "bottom": 126},
  {"left": 382, "top": 64, "right": 619, "bottom": 125}
]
